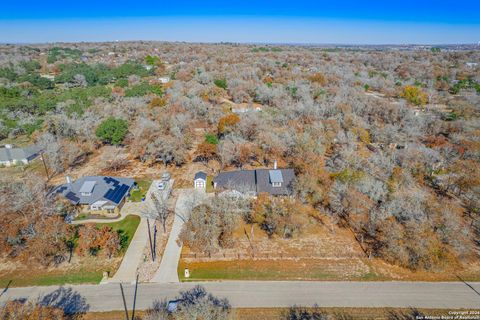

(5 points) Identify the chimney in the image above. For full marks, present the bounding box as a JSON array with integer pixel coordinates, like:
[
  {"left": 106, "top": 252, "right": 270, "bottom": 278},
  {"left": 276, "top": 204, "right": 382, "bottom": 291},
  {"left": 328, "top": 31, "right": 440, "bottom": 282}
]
[
  {"left": 66, "top": 176, "right": 72, "bottom": 184},
  {"left": 274, "top": 160, "right": 278, "bottom": 170}
]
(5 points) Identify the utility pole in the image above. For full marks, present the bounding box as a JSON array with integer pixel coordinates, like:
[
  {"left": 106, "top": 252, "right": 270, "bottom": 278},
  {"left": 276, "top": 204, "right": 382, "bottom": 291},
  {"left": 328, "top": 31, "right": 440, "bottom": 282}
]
[
  {"left": 119, "top": 283, "right": 129, "bottom": 320},
  {"left": 40, "top": 151, "right": 49, "bottom": 181},
  {"left": 153, "top": 224, "right": 157, "bottom": 261},
  {"left": 131, "top": 274, "right": 139, "bottom": 320},
  {"left": 147, "top": 218, "right": 154, "bottom": 261}
]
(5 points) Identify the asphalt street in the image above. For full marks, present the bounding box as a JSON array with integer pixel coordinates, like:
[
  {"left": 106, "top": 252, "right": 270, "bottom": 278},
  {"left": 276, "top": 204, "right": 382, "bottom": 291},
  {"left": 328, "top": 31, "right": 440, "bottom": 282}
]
[{"left": 0, "top": 281, "right": 479, "bottom": 312}]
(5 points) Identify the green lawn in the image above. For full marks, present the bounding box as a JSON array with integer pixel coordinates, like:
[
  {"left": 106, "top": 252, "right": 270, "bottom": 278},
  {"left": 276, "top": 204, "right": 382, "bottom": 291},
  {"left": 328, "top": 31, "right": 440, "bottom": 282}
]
[
  {"left": 129, "top": 179, "right": 152, "bottom": 202},
  {"left": 178, "top": 259, "right": 386, "bottom": 282},
  {"left": 95, "top": 214, "right": 141, "bottom": 250},
  {"left": 0, "top": 270, "right": 103, "bottom": 288}
]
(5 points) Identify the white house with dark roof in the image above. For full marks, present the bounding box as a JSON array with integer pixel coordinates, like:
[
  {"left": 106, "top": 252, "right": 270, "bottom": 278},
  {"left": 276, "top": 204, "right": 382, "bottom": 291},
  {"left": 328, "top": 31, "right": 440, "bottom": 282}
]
[
  {"left": 54, "top": 176, "right": 135, "bottom": 216},
  {"left": 0, "top": 144, "right": 42, "bottom": 167},
  {"left": 213, "top": 161, "right": 295, "bottom": 196}
]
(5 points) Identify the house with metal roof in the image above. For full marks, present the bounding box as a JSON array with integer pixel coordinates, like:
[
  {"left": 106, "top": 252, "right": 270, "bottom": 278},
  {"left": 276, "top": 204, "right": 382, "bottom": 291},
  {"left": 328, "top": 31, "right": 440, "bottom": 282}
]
[
  {"left": 213, "top": 161, "right": 295, "bottom": 196},
  {"left": 0, "top": 144, "right": 42, "bottom": 167},
  {"left": 54, "top": 176, "right": 135, "bottom": 216}
]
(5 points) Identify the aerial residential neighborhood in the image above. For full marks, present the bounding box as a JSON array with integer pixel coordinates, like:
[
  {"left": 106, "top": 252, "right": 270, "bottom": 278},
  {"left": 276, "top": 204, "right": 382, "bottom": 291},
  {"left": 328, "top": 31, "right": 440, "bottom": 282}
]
[{"left": 0, "top": 2, "right": 479, "bottom": 320}]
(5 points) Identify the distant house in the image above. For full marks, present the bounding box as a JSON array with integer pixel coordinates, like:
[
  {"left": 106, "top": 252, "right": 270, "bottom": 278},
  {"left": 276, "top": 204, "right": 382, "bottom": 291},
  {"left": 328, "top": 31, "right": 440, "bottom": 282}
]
[
  {"left": 194, "top": 171, "right": 207, "bottom": 190},
  {"left": 0, "top": 144, "right": 42, "bottom": 167},
  {"left": 158, "top": 76, "right": 171, "bottom": 84},
  {"left": 231, "top": 103, "right": 262, "bottom": 114},
  {"left": 54, "top": 176, "right": 135, "bottom": 215},
  {"left": 213, "top": 161, "right": 295, "bottom": 196}
]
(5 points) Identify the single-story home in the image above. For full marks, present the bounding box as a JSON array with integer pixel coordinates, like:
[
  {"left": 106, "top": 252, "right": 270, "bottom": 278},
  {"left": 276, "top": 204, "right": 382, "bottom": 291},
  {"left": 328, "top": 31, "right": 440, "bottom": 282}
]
[
  {"left": 54, "top": 176, "right": 135, "bottom": 216},
  {"left": 194, "top": 171, "right": 207, "bottom": 189},
  {"left": 0, "top": 144, "right": 42, "bottom": 167},
  {"left": 213, "top": 162, "right": 295, "bottom": 196}
]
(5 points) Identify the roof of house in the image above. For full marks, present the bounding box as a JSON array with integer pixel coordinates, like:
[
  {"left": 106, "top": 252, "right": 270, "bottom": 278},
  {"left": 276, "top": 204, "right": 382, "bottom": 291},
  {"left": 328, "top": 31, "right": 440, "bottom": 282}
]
[
  {"left": 213, "top": 170, "right": 257, "bottom": 193},
  {"left": 0, "top": 145, "right": 42, "bottom": 162},
  {"left": 194, "top": 171, "right": 207, "bottom": 181},
  {"left": 256, "top": 169, "right": 295, "bottom": 195},
  {"left": 213, "top": 168, "right": 295, "bottom": 196},
  {"left": 54, "top": 176, "right": 135, "bottom": 207}
]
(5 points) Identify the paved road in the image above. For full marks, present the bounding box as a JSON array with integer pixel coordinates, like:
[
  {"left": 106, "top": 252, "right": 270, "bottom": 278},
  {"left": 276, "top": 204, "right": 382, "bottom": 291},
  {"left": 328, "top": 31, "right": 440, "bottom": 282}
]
[
  {"left": 1, "top": 281, "right": 479, "bottom": 312},
  {"left": 151, "top": 189, "right": 208, "bottom": 283}
]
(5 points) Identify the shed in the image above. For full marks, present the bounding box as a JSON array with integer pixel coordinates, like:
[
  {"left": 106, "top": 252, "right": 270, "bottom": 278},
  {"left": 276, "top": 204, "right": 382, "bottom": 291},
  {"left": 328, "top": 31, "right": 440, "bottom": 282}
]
[{"left": 194, "top": 171, "right": 207, "bottom": 189}]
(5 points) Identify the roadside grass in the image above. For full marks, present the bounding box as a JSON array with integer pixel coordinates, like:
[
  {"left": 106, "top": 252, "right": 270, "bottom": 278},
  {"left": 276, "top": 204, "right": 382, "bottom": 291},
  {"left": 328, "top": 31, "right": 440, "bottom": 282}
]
[
  {"left": 178, "top": 259, "right": 381, "bottom": 281},
  {"left": 206, "top": 175, "right": 214, "bottom": 193},
  {"left": 95, "top": 214, "right": 141, "bottom": 251},
  {"left": 129, "top": 178, "right": 152, "bottom": 202},
  {"left": 83, "top": 308, "right": 463, "bottom": 320},
  {"left": 0, "top": 269, "right": 103, "bottom": 288},
  {"left": 178, "top": 258, "right": 480, "bottom": 282},
  {"left": 233, "top": 308, "right": 468, "bottom": 320}
]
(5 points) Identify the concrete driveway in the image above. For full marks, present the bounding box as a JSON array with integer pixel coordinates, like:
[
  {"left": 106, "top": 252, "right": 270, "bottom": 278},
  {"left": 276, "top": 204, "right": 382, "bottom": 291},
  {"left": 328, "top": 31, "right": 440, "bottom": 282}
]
[
  {"left": 107, "top": 179, "right": 174, "bottom": 283},
  {"left": 151, "top": 189, "right": 208, "bottom": 283}
]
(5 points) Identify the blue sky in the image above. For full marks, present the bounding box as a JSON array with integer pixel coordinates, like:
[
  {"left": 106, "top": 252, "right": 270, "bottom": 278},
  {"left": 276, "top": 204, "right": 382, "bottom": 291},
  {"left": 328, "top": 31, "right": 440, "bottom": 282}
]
[{"left": 1, "top": 1, "right": 479, "bottom": 44}]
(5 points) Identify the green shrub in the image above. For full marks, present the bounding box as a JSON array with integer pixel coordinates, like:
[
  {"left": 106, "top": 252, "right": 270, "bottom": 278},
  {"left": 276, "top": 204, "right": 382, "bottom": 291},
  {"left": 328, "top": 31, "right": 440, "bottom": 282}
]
[
  {"left": 95, "top": 118, "right": 128, "bottom": 145},
  {"left": 115, "top": 78, "right": 129, "bottom": 88},
  {"left": 214, "top": 78, "right": 228, "bottom": 90},
  {"left": 205, "top": 133, "right": 219, "bottom": 145},
  {"left": 124, "top": 83, "right": 162, "bottom": 97}
]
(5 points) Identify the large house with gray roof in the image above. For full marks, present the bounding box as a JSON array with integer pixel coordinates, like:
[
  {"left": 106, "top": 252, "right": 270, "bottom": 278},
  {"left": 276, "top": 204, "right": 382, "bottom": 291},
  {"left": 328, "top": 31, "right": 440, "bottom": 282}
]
[
  {"left": 54, "top": 176, "right": 135, "bottom": 216},
  {"left": 0, "top": 144, "right": 42, "bottom": 167},
  {"left": 213, "top": 162, "right": 295, "bottom": 196}
]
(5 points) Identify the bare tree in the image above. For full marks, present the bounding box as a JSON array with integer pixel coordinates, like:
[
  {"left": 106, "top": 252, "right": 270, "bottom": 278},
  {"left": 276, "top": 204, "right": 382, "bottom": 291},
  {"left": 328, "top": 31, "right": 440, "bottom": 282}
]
[{"left": 150, "top": 192, "right": 171, "bottom": 233}]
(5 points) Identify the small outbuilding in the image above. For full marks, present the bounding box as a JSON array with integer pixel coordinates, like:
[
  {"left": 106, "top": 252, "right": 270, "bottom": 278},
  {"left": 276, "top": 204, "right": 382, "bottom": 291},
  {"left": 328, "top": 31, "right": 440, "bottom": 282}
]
[{"left": 194, "top": 171, "right": 207, "bottom": 189}]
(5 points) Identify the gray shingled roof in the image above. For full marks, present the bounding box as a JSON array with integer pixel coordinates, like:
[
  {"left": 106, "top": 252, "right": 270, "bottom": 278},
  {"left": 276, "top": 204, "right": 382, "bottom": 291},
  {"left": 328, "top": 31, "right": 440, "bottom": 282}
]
[
  {"left": 0, "top": 145, "right": 42, "bottom": 162},
  {"left": 256, "top": 169, "right": 295, "bottom": 195},
  {"left": 54, "top": 176, "right": 135, "bottom": 206},
  {"left": 214, "top": 170, "right": 257, "bottom": 194},
  {"left": 213, "top": 168, "right": 295, "bottom": 196}
]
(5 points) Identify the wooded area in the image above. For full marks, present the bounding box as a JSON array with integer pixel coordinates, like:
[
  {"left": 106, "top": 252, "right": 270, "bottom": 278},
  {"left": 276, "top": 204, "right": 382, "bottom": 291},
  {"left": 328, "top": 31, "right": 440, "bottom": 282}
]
[{"left": 0, "top": 42, "right": 478, "bottom": 274}]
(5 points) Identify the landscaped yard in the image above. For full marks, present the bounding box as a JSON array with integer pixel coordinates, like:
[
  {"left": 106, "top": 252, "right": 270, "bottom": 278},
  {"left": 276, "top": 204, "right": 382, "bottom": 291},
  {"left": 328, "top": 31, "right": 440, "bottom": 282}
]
[
  {"left": 0, "top": 215, "right": 141, "bottom": 288},
  {"left": 95, "top": 214, "right": 141, "bottom": 250},
  {"left": 129, "top": 178, "right": 152, "bottom": 202}
]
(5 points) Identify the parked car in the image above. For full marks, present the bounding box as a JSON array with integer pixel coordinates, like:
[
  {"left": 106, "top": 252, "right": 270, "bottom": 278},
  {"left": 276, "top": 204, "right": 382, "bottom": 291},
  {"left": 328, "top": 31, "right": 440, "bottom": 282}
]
[
  {"left": 161, "top": 172, "right": 171, "bottom": 181},
  {"left": 156, "top": 181, "right": 166, "bottom": 190}
]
